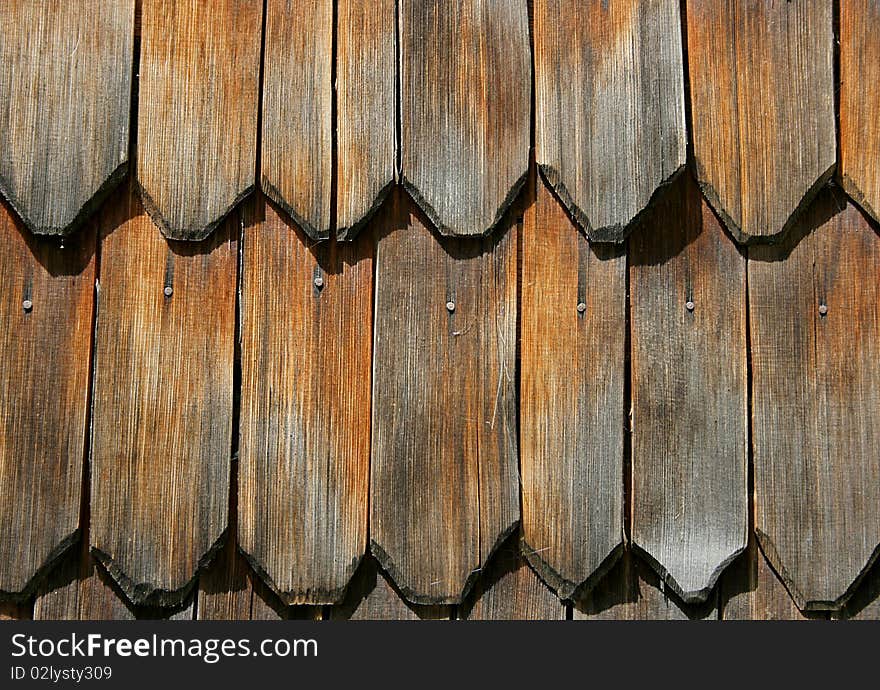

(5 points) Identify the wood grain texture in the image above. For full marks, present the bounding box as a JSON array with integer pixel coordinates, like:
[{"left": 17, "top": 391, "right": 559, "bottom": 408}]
[
  {"left": 574, "top": 552, "right": 717, "bottom": 620},
  {"left": 331, "top": 557, "right": 450, "bottom": 620},
  {"left": 138, "top": 0, "right": 262, "bottom": 240},
  {"left": 238, "top": 196, "right": 372, "bottom": 605},
  {"left": 460, "top": 543, "right": 565, "bottom": 620},
  {"left": 720, "top": 537, "right": 811, "bottom": 620},
  {"left": 400, "top": 0, "right": 530, "bottom": 236},
  {"left": 630, "top": 173, "right": 748, "bottom": 603},
  {"left": 0, "top": 201, "right": 95, "bottom": 598},
  {"left": 261, "top": 0, "right": 332, "bottom": 240},
  {"left": 535, "top": 0, "right": 686, "bottom": 242},
  {"left": 90, "top": 184, "right": 236, "bottom": 607},
  {"left": 520, "top": 177, "right": 626, "bottom": 599},
  {"left": 336, "top": 0, "right": 396, "bottom": 239},
  {"left": 837, "top": 564, "right": 880, "bottom": 620},
  {"left": 749, "top": 189, "right": 880, "bottom": 611},
  {"left": 840, "top": 0, "right": 880, "bottom": 224},
  {"left": 197, "top": 536, "right": 318, "bottom": 620},
  {"left": 0, "top": 1, "right": 133, "bottom": 236},
  {"left": 371, "top": 191, "right": 519, "bottom": 604},
  {"left": 36, "top": 541, "right": 194, "bottom": 620},
  {"left": 686, "top": 0, "right": 835, "bottom": 243}
]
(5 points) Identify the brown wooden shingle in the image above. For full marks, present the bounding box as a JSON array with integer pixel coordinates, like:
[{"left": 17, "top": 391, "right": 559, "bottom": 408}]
[
  {"left": 535, "top": 0, "right": 686, "bottom": 242},
  {"left": 238, "top": 196, "right": 372, "bottom": 605},
  {"left": 749, "top": 190, "right": 880, "bottom": 611},
  {"left": 261, "top": 0, "right": 332, "bottom": 240},
  {"left": 400, "top": 0, "right": 530, "bottom": 236},
  {"left": 370, "top": 191, "right": 519, "bottom": 604},
  {"left": 337, "top": 0, "right": 396, "bottom": 239},
  {"left": 0, "top": 0, "right": 133, "bottom": 236},
  {"left": 90, "top": 184, "right": 236, "bottom": 606},
  {"left": 137, "top": 0, "right": 262, "bottom": 240},
  {"left": 0, "top": 201, "right": 95, "bottom": 598},
  {"left": 520, "top": 176, "right": 626, "bottom": 599},
  {"left": 840, "top": 0, "right": 880, "bottom": 224},
  {"left": 686, "top": 0, "right": 835, "bottom": 243},
  {"left": 630, "top": 173, "right": 748, "bottom": 603}
]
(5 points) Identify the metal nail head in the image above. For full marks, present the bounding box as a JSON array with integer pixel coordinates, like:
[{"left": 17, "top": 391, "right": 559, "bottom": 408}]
[
  {"left": 819, "top": 304, "right": 828, "bottom": 316},
  {"left": 686, "top": 301, "right": 695, "bottom": 312},
  {"left": 446, "top": 301, "right": 456, "bottom": 313},
  {"left": 314, "top": 276, "right": 324, "bottom": 289},
  {"left": 577, "top": 302, "right": 587, "bottom": 313},
  {"left": 164, "top": 286, "right": 174, "bottom": 297},
  {"left": 22, "top": 299, "right": 32, "bottom": 312}
]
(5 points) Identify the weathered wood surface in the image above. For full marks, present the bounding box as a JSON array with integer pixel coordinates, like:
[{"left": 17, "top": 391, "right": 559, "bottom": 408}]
[
  {"left": 138, "top": 0, "right": 262, "bottom": 240},
  {"left": 371, "top": 191, "right": 519, "bottom": 604},
  {"left": 238, "top": 196, "right": 372, "bottom": 605},
  {"left": 575, "top": 552, "right": 717, "bottom": 620},
  {"left": 400, "top": 0, "right": 530, "bottom": 236},
  {"left": 750, "top": 190, "right": 880, "bottom": 611},
  {"left": 90, "top": 184, "right": 236, "bottom": 606},
  {"left": 0, "top": 1, "right": 133, "bottom": 236},
  {"left": 460, "top": 544, "right": 565, "bottom": 620},
  {"left": 35, "top": 543, "right": 194, "bottom": 620},
  {"left": 840, "top": 0, "right": 880, "bottom": 224},
  {"left": 331, "top": 558, "right": 450, "bottom": 620},
  {"left": 336, "top": 0, "right": 396, "bottom": 239},
  {"left": 534, "top": 0, "right": 686, "bottom": 242},
  {"left": 630, "top": 174, "right": 748, "bottom": 603},
  {"left": 520, "top": 177, "right": 626, "bottom": 599},
  {"left": 720, "top": 537, "right": 810, "bottom": 620},
  {"left": 261, "top": 0, "right": 332, "bottom": 240},
  {"left": 686, "top": 0, "right": 835, "bottom": 243},
  {"left": 836, "top": 565, "right": 880, "bottom": 620},
  {"left": 0, "top": 202, "right": 95, "bottom": 598}
]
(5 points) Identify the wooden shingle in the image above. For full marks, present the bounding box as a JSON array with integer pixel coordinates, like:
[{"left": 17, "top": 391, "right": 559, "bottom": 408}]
[
  {"left": 238, "top": 196, "right": 372, "bottom": 605},
  {"left": 630, "top": 173, "right": 748, "bottom": 603},
  {"left": 686, "top": 0, "right": 835, "bottom": 243},
  {"left": 399, "top": 0, "right": 530, "bottom": 236},
  {"left": 137, "top": 0, "right": 262, "bottom": 240},
  {"left": 0, "top": 1, "right": 133, "bottom": 236},
  {"left": 90, "top": 184, "right": 236, "bottom": 606},
  {"left": 535, "top": 0, "right": 686, "bottom": 242},
  {"left": 520, "top": 176, "right": 626, "bottom": 600},
  {"left": 749, "top": 190, "right": 880, "bottom": 611},
  {"left": 370, "top": 191, "right": 519, "bottom": 604}
]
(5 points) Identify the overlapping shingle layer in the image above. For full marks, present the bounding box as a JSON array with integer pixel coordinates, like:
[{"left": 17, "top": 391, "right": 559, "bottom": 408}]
[{"left": 0, "top": 0, "right": 877, "bottom": 620}]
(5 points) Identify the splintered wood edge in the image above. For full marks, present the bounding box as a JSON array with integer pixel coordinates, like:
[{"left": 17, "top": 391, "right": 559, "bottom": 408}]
[
  {"left": 90, "top": 530, "right": 227, "bottom": 608},
  {"left": 370, "top": 519, "right": 519, "bottom": 606},
  {"left": 137, "top": 179, "right": 255, "bottom": 242},
  {"left": 630, "top": 541, "right": 747, "bottom": 606},
  {"left": 755, "top": 529, "right": 880, "bottom": 613},
  {"left": 0, "top": 162, "right": 129, "bottom": 237},
  {"left": 400, "top": 169, "right": 529, "bottom": 238},
  {"left": 259, "top": 175, "right": 331, "bottom": 242},
  {"left": 538, "top": 162, "right": 687, "bottom": 243},
  {"left": 336, "top": 178, "right": 396, "bottom": 242},
  {"left": 237, "top": 547, "right": 364, "bottom": 606},
  {"left": 695, "top": 161, "right": 837, "bottom": 246},
  {"left": 0, "top": 529, "right": 81, "bottom": 604},
  {"left": 840, "top": 173, "right": 880, "bottom": 228},
  {"left": 520, "top": 536, "right": 625, "bottom": 602}
]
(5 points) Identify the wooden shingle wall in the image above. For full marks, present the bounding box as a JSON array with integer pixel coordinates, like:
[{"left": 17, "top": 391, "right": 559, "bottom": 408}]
[{"left": 0, "top": 0, "right": 877, "bottom": 620}]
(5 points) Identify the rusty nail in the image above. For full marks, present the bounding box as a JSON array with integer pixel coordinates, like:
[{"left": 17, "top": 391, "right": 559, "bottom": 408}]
[
  {"left": 163, "top": 286, "right": 173, "bottom": 297},
  {"left": 819, "top": 304, "right": 828, "bottom": 316},
  {"left": 686, "top": 301, "right": 695, "bottom": 312},
  {"left": 577, "top": 302, "right": 587, "bottom": 313},
  {"left": 446, "top": 301, "right": 456, "bottom": 313},
  {"left": 314, "top": 276, "right": 324, "bottom": 289},
  {"left": 22, "top": 299, "right": 32, "bottom": 312}
]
